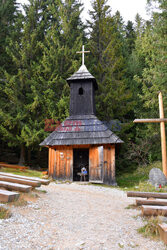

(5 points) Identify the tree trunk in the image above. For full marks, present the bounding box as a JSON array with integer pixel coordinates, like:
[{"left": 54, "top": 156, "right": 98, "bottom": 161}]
[
  {"left": 18, "top": 144, "right": 25, "bottom": 166},
  {"left": 28, "top": 149, "right": 31, "bottom": 165}
]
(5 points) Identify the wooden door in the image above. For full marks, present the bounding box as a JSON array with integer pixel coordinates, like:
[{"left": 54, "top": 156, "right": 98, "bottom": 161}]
[{"left": 89, "top": 146, "right": 103, "bottom": 183}]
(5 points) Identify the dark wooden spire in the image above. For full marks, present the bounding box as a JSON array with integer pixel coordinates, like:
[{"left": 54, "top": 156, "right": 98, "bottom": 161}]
[{"left": 67, "top": 64, "right": 98, "bottom": 116}]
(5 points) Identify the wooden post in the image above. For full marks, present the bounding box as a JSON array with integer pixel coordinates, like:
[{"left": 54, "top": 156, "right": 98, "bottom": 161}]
[
  {"left": 134, "top": 92, "right": 167, "bottom": 177},
  {"left": 159, "top": 92, "right": 167, "bottom": 177}
]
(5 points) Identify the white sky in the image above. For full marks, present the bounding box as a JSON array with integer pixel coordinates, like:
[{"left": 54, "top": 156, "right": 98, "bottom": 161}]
[{"left": 17, "top": 0, "right": 150, "bottom": 24}]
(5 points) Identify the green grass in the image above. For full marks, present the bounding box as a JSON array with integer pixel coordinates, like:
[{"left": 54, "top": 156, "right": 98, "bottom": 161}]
[
  {"left": 0, "top": 207, "right": 11, "bottom": 219},
  {"left": 0, "top": 167, "right": 43, "bottom": 178},
  {"left": 87, "top": 161, "right": 166, "bottom": 193},
  {"left": 116, "top": 161, "right": 164, "bottom": 192},
  {"left": 138, "top": 216, "right": 161, "bottom": 239}
]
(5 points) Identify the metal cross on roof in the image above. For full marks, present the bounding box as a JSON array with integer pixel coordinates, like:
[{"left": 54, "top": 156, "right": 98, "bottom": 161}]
[{"left": 76, "top": 45, "right": 90, "bottom": 66}]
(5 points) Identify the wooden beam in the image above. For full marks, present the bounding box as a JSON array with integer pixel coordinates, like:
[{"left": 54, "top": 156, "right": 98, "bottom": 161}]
[
  {"left": 141, "top": 205, "right": 167, "bottom": 216},
  {"left": 159, "top": 92, "right": 167, "bottom": 177},
  {"left": 0, "top": 181, "right": 32, "bottom": 193},
  {"left": 136, "top": 199, "right": 167, "bottom": 206},
  {"left": 0, "top": 176, "right": 41, "bottom": 187},
  {"left": 0, "top": 189, "right": 20, "bottom": 202},
  {"left": 134, "top": 118, "right": 167, "bottom": 123},
  {"left": 158, "top": 224, "right": 167, "bottom": 244},
  {"left": 127, "top": 191, "right": 167, "bottom": 199},
  {"left": 0, "top": 162, "right": 28, "bottom": 170},
  {"left": 0, "top": 172, "right": 50, "bottom": 185}
]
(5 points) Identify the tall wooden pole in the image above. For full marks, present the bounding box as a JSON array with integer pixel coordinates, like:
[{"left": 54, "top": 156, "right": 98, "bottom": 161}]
[{"left": 159, "top": 92, "right": 167, "bottom": 177}]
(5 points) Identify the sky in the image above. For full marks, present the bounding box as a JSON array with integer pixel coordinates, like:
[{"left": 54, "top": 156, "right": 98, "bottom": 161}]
[{"left": 17, "top": 0, "right": 151, "bottom": 24}]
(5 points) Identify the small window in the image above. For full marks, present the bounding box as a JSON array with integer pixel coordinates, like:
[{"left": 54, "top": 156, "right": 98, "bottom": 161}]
[{"left": 78, "top": 87, "right": 84, "bottom": 95}]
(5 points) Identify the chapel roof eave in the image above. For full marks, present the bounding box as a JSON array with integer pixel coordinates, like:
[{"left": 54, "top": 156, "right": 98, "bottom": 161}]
[
  {"left": 66, "top": 64, "right": 98, "bottom": 90},
  {"left": 40, "top": 115, "right": 123, "bottom": 147}
]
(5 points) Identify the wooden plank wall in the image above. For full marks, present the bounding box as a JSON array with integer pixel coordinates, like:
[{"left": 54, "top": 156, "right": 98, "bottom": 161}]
[
  {"left": 103, "top": 145, "right": 116, "bottom": 185},
  {"left": 48, "top": 147, "right": 73, "bottom": 180},
  {"left": 89, "top": 146, "right": 101, "bottom": 181},
  {"left": 48, "top": 144, "right": 116, "bottom": 184}
]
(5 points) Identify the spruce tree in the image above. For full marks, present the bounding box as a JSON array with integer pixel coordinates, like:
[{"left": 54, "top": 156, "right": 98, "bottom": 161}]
[
  {"left": 0, "top": 0, "right": 21, "bottom": 75},
  {"left": 88, "top": 0, "right": 133, "bottom": 124},
  {"left": 0, "top": 0, "right": 50, "bottom": 164},
  {"left": 38, "top": 0, "right": 85, "bottom": 121},
  {"left": 0, "top": 0, "right": 85, "bottom": 165}
]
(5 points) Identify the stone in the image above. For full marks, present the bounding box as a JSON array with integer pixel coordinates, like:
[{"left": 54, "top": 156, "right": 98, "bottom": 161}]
[{"left": 149, "top": 168, "right": 167, "bottom": 186}]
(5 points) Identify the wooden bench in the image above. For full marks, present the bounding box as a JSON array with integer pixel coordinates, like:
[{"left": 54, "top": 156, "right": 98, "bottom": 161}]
[
  {"left": 0, "top": 189, "right": 20, "bottom": 202},
  {"left": 127, "top": 191, "right": 167, "bottom": 199},
  {"left": 0, "top": 181, "right": 32, "bottom": 193},
  {"left": 141, "top": 205, "right": 167, "bottom": 216},
  {"left": 0, "top": 175, "right": 41, "bottom": 187},
  {"left": 136, "top": 199, "right": 167, "bottom": 206},
  {"left": 158, "top": 224, "right": 167, "bottom": 244},
  {"left": 0, "top": 162, "right": 28, "bottom": 170},
  {"left": 0, "top": 172, "right": 50, "bottom": 185}
]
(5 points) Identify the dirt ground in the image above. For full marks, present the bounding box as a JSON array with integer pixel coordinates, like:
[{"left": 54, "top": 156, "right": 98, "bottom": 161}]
[{"left": 0, "top": 182, "right": 166, "bottom": 249}]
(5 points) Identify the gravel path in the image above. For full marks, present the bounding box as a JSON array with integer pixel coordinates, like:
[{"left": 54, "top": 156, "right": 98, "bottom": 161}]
[{"left": 0, "top": 182, "right": 166, "bottom": 250}]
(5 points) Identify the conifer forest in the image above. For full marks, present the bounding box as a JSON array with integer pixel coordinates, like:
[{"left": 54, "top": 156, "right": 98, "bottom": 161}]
[{"left": 0, "top": 0, "right": 167, "bottom": 173}]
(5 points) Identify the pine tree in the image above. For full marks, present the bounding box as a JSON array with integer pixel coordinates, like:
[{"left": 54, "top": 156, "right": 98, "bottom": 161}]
[
  {"left": 0, "top": 0, "right": 21, "bottom": 75},
  {"left": 37, "top": 0, "right": 85, "bottom": 121},
  {"left": 0, "top": 0, "right": 51, "bottom": 165},
  {"left": 88, "top": 0, "right": 133, "bottom": 124},
  {"left": 130, "top": 0, "right": 167, "bottom": 163},
  {"left": 125, "top": 21, "right": 136, "bottom": 55},
  {"left": 0, "top": 0, "right": 85, "bottom": 165}
]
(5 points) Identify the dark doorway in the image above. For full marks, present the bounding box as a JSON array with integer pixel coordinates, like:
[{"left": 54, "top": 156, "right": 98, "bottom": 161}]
[{"left": 73, "top": 149, "right": 89, "bottom": 181}]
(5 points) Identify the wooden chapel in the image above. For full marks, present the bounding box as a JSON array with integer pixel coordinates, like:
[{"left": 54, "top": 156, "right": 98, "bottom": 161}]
[{"left": 40, "top": 46, "right": 123, "bottom": 185}]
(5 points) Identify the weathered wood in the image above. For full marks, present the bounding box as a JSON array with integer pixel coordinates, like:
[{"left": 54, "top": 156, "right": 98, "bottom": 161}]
[
  {"left": 51, "top": 147, "right": 73, "bottom": 181},
  {"left": 159, "top": 92, "right": 167, "bottom": 177},
  {"left": 127, "top": 191, "right": 167, "bottom": 199},
  {"left": 158, "top": 223, "right": 167, "bottom": 244},
  {"left": 141, "top": 205, "right": 167, "bottom": 216},
  {"left": 0, "top": 172, "right": 50, "bottom": 185},
  {"left": 133, "top": 92, "right": 167, "bottom": 177},
  {"left": 0, "top": 175, "right": 41, "bottom": 187},
  {"left": 89, "top": 146, "right": 101, "bottom": 183},
  {"left": 0, "top": 162, "right": 28, "bottom": 170},
  {"left": 0, "top": 189, "right": 20, "bottom": 202},
  {"left": 136, "top": 199, "right": 167, "bottom": 206},
  {"left": 0, "top": 181, "right": 32, "bottom": 193},
  {"left": 134, "top": 118, "right": 167, "bottom": 123}
]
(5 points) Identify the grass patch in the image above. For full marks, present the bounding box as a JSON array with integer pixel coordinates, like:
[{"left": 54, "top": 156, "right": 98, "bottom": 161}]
[
  {"left": 125, "top": 204, "right": 138, "bottom": 210},
  {"left": 0, "top": 167, "right": 43, "bottom": 178},
  {"left": 0, "top": 207, "right": 11, "bottom": 219},
  {"left": 117, "top": 161, "right": 165, "bottom": 192},
  {"left": 35, "top": 189, "right": 47, "bottom": 194},
  {"left": 138, "top": 216, "right": 161, "bottom": 239},
  {"left": 9, "top": 197, "right": 28, "bottom": 207}
]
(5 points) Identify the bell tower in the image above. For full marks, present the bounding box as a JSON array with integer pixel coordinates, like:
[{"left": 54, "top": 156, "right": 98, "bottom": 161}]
[{"left": 67, "top": 46, "right": 98, "bottom": 116}]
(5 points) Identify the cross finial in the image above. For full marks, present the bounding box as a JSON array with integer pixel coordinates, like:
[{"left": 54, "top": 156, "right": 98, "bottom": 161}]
[{"left": 76, "top": 45, "right": 90, "bottom": 66}]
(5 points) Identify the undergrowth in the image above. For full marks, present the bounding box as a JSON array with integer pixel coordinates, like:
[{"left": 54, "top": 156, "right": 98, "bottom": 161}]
[
  {"left": 117, "top": 161, "right": 165, "bottom": 192},
  {"left": 138, "top": 216, "right": 161, "bottom": 239},
  {"left": 0, "top": 207, "right": 11, "bottom": 219}
]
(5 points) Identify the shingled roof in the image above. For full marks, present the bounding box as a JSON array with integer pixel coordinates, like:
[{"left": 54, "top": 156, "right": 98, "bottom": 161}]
[
  {"left": 67, "top": 64, "right": 98, "bottom": 90},
  {"left": 40, "top": 115, "right": 123, "bottom": 146}
]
